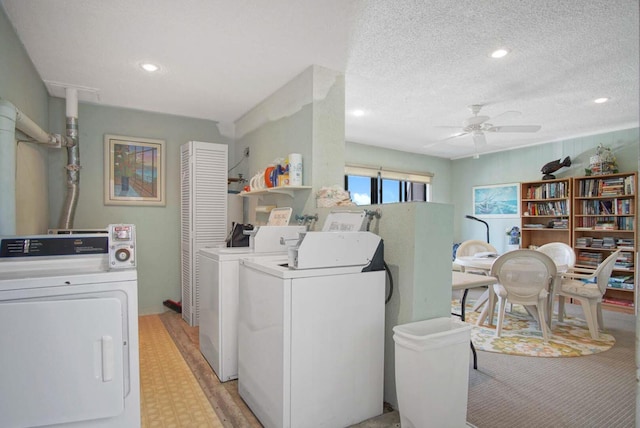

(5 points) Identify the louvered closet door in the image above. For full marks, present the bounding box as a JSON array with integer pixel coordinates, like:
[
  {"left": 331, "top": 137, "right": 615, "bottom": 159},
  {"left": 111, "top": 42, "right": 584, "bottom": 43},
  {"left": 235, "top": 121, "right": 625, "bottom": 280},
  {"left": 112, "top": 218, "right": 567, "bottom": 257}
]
[
  {"left": 180, "top": 143, "right": 193, "bottom": 325},
  {"left": 180, "top": 141, "right": 228, "bottom": 326}
]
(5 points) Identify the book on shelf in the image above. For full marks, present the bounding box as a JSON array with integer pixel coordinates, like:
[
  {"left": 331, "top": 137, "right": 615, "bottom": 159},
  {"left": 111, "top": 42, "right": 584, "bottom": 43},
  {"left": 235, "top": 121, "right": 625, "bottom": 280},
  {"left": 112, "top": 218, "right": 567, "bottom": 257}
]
[
  {"left": 624, "top": 175, "right": 635, "bottom": 195},
  {"left": 609, "top": 275, "right": 634, "bottom": 290},
  {"left": 594, "top": 220, "right": 616, "bottom": 230},
  {"left": 577, "top": 251, "right": 603, "bottom": 267},
  {"left": 616, "top": 238, "right": 635, "bottom": 250},
  {"left": 523, "top": 223, "right": 545, "bottom": 229},
  {"left": 578, "top": 175, "right": 635, "bottom": 197},
  {"left": 602, "top": 297, "right": 634, "bottom": 307}
]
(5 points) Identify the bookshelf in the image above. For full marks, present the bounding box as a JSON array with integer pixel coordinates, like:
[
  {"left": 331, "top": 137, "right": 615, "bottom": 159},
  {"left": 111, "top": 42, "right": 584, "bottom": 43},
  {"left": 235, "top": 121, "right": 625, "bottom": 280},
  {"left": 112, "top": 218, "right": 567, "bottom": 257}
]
[
  {"left": 520, "top": 178, "right": 572, "bottom": 249},
  {"left": 572, "top": 172, "right": 637, "bottom": 314}
]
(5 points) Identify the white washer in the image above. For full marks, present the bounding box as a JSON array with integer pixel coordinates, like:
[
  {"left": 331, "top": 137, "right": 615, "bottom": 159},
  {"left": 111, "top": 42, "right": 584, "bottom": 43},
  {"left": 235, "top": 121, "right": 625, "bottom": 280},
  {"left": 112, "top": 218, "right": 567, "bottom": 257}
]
[
  {"left": 237, "top": 255, "right": 385, "bottom": 428},
  {"left": 0, "top": 231, "right": 140, "bottom": 428},
  {"left": 198, "top": 225, "right": 306, "bottom": 382}
]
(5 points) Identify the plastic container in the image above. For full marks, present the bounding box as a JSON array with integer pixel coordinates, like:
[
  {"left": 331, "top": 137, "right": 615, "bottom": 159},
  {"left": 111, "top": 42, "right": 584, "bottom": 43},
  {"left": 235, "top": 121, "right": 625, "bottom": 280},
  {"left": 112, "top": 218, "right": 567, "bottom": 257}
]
[
  {"left": 288, "top": 153, "right": 302, "bottom": 186},
  {"left": 393, "top": 317, "right": 472, "bottom": 428}
]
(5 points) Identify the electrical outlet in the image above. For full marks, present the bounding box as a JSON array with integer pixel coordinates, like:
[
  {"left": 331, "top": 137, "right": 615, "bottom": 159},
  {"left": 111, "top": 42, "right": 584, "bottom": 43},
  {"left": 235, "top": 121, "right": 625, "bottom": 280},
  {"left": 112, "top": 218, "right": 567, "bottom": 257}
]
[{"left": 244, "top": 147, "right": 250, "bottom": 157}]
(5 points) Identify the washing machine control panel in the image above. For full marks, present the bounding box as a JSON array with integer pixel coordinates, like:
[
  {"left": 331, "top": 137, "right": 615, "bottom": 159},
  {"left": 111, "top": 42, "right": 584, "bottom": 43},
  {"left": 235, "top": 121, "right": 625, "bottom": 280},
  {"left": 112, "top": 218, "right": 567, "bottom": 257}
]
[{"left": 108, "top": 224, "right": 136, "bottom": 269}]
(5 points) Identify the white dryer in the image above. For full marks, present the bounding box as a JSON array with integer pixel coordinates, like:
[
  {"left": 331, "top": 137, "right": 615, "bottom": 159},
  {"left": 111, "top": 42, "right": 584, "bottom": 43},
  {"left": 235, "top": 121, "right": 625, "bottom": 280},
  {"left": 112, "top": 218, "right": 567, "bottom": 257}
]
[{"left": 0, "top": 225, "right": 140, "bottom": 428}]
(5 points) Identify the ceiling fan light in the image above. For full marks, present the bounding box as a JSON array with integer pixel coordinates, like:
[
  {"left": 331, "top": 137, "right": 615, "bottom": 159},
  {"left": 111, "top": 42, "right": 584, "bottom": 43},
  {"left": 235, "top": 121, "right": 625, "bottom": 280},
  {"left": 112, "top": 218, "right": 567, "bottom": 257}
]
[
  {"left": 594, "top": 97, "right": 609, "bottom": 104},
  {"left": 490, "top": 48, "right": 510, "bottom": 58}
]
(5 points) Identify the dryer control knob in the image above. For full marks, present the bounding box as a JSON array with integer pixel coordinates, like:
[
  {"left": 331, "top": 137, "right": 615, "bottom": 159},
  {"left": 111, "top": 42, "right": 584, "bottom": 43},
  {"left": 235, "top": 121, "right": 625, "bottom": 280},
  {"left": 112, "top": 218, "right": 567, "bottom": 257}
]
[{"left": 115, "top": 248, "right": 130, "bottom": 262}]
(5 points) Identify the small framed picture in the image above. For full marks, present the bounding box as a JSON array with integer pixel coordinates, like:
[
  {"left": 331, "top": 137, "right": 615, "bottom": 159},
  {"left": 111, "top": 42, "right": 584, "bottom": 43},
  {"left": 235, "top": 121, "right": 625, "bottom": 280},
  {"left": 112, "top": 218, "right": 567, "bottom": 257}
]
[
  {"left": 104, "top": 134, "right": 166, "bottom": 206},
  {"left": 472, "top": 183, "right": 520, "bottom": 218}
]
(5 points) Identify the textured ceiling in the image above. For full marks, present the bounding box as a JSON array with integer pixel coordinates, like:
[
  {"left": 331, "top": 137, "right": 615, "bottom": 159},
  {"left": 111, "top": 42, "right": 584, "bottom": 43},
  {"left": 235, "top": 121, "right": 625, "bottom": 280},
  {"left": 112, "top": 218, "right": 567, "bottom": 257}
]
[{"left": 2, "top": 0, "right": 638, "bottom": 159}]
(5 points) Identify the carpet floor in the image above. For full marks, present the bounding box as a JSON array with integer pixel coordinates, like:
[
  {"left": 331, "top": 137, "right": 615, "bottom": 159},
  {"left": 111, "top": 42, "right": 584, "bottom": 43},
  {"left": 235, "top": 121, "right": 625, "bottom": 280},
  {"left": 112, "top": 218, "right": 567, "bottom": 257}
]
[{"left": 453, "top": 299, "right": 616, "bottom": 357}]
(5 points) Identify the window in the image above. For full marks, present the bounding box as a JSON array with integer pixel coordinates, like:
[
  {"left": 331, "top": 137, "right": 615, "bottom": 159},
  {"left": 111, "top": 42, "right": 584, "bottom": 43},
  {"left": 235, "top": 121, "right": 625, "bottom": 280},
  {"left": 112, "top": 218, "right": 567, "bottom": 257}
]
[{"left": 344, "top": 165, "right": 432, "bottom": 205}]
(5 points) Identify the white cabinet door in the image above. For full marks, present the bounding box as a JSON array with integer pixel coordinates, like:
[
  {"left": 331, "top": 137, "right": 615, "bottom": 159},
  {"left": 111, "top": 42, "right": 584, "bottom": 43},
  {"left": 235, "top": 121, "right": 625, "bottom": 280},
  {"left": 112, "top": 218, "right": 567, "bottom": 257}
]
[{"left": 0, "top": 297, "right": 124, "bottom": 427}]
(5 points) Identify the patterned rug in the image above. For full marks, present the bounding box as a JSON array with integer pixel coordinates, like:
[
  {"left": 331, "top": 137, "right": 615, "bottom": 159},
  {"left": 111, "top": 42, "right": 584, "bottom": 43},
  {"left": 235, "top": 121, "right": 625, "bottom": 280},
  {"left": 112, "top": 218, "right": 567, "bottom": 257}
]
[{"left": 453, "top": 300, "right": 615, "bottom": 357}]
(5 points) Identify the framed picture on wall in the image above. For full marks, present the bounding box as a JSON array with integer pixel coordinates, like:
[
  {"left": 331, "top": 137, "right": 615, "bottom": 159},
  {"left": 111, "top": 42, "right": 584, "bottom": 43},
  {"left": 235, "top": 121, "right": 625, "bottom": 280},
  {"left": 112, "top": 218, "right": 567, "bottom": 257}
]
[
  {"left": 472, "top": 183, "right": 520, "bottom": 218},
  {"left": 104, "top": 134, "right": 166, "bottom": 206}
]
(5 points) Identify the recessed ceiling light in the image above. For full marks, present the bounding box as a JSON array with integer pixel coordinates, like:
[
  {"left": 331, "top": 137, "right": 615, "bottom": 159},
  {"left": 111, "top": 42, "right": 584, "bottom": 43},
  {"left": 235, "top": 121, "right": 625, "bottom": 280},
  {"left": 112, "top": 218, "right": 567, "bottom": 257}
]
[
  {"left": 140, "top": 63, "right": 160, "bottom": 72},
  {"left": 352, "top": 109, "right": 366, "bottom": 117},
  {"left": 490, "top": 48, "right": 510, "bottom": 59},
  {"left": 594, "top": 97, "right": 609, "bottom": 104}
]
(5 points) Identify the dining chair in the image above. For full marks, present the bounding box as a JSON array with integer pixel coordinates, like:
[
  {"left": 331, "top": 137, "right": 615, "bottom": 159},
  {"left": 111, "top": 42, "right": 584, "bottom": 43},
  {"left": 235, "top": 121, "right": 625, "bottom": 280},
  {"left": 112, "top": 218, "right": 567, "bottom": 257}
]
[
  {"left": 488, "top": 249, "right": 557, "bottom": 343},
  {"left": 454, "top": 240, "right": 498, "bottom": 310},
  {"left": 536, "top": 242, "right": 576, "bottom": 269},
  {"left": 556, "top": 250, "right": 621, "bottom": 340}
]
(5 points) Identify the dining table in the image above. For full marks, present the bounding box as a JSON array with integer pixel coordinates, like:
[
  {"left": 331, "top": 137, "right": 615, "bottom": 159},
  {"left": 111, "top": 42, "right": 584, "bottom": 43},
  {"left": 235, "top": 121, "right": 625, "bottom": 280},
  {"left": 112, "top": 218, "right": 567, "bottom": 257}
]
[{"left": 454, "top": 254, "right": 567, "bottom": 329}]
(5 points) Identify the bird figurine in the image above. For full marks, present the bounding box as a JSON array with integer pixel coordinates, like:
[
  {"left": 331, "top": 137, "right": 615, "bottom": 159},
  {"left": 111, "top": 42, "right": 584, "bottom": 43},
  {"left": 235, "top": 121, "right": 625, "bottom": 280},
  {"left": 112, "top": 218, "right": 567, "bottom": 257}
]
[{"left": 541, "top": 156, "right": 571, "bottom": 180}]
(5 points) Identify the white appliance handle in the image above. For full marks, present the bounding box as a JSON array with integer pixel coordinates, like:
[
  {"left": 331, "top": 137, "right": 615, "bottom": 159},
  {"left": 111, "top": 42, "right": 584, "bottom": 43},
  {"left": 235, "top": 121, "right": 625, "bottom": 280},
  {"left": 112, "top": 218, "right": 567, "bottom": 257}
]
[{"left": 101, "top": 335, "right": 114, "bottom": 382}]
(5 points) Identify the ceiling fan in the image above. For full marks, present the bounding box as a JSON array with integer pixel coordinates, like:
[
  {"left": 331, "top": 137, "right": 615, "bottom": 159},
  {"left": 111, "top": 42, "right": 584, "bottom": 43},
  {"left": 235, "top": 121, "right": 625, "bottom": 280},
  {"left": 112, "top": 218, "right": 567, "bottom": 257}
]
[{"left": 438, "top": 104, "right": 541, "bottom": 146}]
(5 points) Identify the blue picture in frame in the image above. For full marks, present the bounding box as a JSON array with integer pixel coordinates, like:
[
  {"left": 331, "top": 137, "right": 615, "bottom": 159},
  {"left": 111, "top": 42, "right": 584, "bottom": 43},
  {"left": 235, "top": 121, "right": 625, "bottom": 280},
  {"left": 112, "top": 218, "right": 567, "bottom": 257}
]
[{"left": 473, "top": 183, "right": 520, "bottom": 218}]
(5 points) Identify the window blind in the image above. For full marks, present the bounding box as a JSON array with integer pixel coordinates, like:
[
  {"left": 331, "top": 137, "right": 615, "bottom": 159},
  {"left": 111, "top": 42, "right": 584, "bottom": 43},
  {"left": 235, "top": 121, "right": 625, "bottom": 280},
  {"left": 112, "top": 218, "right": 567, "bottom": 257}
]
[{"left": 345, "top": 164, "right": 433, "bottom": 184}]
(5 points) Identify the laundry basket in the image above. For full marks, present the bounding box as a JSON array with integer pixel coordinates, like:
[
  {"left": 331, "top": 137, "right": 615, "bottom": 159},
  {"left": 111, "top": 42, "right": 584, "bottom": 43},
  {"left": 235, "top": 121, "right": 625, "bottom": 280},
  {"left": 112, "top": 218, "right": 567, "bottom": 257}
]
[{"left": 393, "top": 317, "right": 472, "bottom": 428}]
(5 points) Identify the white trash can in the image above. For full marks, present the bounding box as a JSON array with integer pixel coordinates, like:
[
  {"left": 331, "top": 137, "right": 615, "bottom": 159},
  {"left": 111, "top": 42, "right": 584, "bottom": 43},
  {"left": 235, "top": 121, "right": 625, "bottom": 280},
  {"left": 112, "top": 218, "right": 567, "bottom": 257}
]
[{"left": 393, "top": 317, "right": 472, "bottom": 428}]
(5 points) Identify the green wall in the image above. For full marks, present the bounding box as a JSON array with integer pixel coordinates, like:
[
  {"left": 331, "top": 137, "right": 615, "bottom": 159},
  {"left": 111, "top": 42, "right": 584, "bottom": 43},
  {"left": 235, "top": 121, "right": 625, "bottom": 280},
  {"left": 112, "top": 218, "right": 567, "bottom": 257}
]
[
  {"left": 451, "top": 128, "right": 639, "bottom": 252},
  {"left": 0, "top": 7, "right": 47, "bottom": 126},
  {"left": 47, "top": 99, "right": 230, "bottom": 314},
  {"left": 234, "top": 65, "right": 345, "bottom": 216}
]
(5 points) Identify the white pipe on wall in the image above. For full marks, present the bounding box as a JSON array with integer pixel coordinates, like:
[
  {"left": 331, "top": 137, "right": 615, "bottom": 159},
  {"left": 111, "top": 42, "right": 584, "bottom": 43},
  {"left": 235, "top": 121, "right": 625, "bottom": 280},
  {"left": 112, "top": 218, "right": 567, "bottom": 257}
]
[
  {"left": 0, "top": 99, "right": 17, "bottom": 235},
  {"left": 15, "top": 108, "right": 56, "bottom": 145}
]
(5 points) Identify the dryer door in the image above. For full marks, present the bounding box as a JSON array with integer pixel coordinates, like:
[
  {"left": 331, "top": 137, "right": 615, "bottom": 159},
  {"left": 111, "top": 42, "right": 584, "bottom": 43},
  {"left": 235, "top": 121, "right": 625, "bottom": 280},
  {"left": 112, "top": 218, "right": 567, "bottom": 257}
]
[{"left": 0, "top": 297, "right": 124, "bottom": 427}]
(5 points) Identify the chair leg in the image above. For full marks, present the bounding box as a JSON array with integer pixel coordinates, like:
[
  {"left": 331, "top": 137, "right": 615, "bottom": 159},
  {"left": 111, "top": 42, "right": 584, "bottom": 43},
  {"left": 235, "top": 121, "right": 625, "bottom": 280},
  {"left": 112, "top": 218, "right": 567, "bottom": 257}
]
[
  {"left": 557, "top": 296, "right": 566, "bottom": 322},
  {"left": 576, "top": 297, "right": 600, "bottom": 340},
  {"left": 476, "top": 300, "right": 489, "bottom": 326},
  {"left": 471, "top": 288, "right": 489, "bottom": 312},
  {"left": 536, "top": 302, "right": 549, "bottom": 344},
  {"left": 487, "top": 286, "right": 497, "bottom": 326},
  {"left": 596, "top": 302, "right": 604, "bottom": 332},
  {"left": 495, "top": 297, "right": 507, "bottom": 338}
]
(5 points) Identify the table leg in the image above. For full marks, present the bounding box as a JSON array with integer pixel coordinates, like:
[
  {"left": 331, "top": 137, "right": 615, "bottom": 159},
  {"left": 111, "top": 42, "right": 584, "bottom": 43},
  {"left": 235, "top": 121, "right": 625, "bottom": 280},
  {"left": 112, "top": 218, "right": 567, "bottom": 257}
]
[{"left": 456, "top": 288, "right": 477, "bottom": 370}]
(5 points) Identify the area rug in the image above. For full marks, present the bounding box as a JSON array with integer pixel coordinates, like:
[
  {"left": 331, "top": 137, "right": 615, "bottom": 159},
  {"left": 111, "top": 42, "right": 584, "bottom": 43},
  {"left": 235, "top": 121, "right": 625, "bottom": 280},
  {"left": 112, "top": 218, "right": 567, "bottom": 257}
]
[{"left": 452, "top": 300, "right": 615, "bottom": 357}]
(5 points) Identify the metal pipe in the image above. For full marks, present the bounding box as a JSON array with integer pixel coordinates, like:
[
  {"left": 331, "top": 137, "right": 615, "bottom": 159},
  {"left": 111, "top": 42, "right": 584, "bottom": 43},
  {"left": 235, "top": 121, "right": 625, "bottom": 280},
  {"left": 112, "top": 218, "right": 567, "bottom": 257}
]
[{"left": 58, "top": 88, "right": 80, "bottom": 229}]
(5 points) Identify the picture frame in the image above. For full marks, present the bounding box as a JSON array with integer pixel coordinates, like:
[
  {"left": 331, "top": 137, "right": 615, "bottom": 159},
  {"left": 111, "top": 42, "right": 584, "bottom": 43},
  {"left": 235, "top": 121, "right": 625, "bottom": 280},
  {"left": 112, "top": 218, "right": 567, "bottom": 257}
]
[
  {"left": 472, "top": 183, "right": 520, "bottom": 218},
  {"left": 104, "top": 134, "right": 166, "bottom": 206}
]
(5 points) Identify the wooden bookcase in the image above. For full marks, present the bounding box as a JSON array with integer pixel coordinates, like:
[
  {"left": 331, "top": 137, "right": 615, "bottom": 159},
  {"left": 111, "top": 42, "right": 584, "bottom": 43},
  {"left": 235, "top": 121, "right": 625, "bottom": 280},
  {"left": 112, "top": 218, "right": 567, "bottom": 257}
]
[
  {"left": 572, "top": 172, "right": 637, "bottom": 314},
  {"left": 520, "top": 178, "right": 572, "bottom": 249}
]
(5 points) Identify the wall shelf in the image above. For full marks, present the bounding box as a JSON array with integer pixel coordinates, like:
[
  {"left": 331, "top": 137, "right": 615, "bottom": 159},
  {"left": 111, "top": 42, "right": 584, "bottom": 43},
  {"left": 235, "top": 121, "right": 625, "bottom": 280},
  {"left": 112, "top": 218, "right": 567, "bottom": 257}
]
[{"left": 239, "top": 186, "right": 311, "bottom": 198}]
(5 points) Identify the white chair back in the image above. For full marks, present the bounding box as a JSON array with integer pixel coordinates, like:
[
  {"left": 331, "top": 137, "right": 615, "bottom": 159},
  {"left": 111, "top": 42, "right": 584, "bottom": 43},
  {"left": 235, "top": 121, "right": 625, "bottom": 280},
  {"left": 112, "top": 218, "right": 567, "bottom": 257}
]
[
  {"left": 456, "top": 240, "right": 497, "bottom": 257},
  {"left": 490, "top": 250, "right": 557, "bottom": 303},
  {"left": 537, "top": 242, "right": 576, "bottom": 269}
]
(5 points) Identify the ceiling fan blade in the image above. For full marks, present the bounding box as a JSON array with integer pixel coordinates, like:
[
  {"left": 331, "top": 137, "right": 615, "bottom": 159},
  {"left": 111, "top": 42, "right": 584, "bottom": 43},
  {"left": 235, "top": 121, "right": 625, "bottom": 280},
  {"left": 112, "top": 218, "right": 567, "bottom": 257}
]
[
  {"left": 423, "top": 131, "right": 469, "bottom": 147},
  {"left": 488, "top": 110, "right": 522, "bottom": 122},
  {"left": 486, "top": 125, "right": 541, "bottom": 133},
  {"left": 472, "top": 131, "right": 486, "bottom": 146},
  {"left": 443, "top": 131, "right": 469, "bottom": 141}
]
